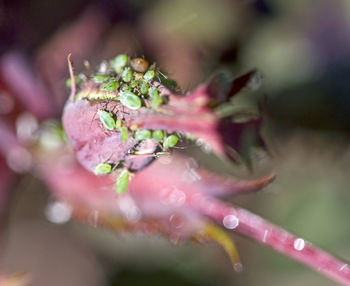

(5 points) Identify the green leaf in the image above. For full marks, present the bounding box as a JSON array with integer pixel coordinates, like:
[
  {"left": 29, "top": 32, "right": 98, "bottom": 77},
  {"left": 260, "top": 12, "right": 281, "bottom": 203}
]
[
  {"left": 97, "top": 110, "right": 116, "bottom": 130},
  {"left": 100, "top": 81, "right": 119, "bottom": 92},
  {"left": 94, "top": 163, "right": 112, "bottom": 175},
  {"left": 134, "top": 129, "right": 151, "bottom": 140},
  {"left": 144, "top": 70, "right": 155, "bottom": 81},
  {"left": 148, "top": 88, "right": 162, "bottom": 108},
  {"left": 115, "top": 169, "right": 130, "bottom": 194},
  {"left": 121, "top": 67, "right": 133, "bottom": 82},
  {"left": 163, "top": 135, "right": 178, "bottom": 150},
  {"left": 152, "top": 130, "right": 164, "bottom": 142},
  {"left": 110, "top": 54, "right": 128, "bottom": 73},
  {"left": 93, "top": 74, "right": 112, "bottom": 83},
  {"left": 120, "top": 126, "right": 128, "bottom": 142},
  {"left": 119, "top": 90, "right": 142, "bottom": 110}
]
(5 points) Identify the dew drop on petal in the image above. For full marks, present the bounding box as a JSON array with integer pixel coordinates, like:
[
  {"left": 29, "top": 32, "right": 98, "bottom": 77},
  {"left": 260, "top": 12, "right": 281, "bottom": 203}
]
[
  {"left": 293, "top": 238, "right": 305, "bottom": 251},
  {"left": 223, "top": 214, "right": 239, "bottom": 229},
  {"left": 45, "top": 201, "right": 72, "bottom": 224}
]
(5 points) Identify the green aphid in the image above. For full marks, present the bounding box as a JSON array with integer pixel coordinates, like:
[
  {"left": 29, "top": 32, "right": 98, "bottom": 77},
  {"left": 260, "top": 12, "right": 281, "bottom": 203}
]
[
  {"left": 119, "top": 90, "right": 142, "bottom": 110},
  {"left": 158, "top": 72, "right": 178, "bottom": 92},
  {"left": 148, "top": 88, "right": 162, "bottom": 108},
  {"left": 130, "top": 80, "right": 138, "bottom": 88},
  {"left": 115, "top": 169, "right": 130, "bottom": 194},
  {"left": 120, "top": 126, "right": 128, "bottom": 142},
  {"left": 94, "top": 163, "right": 112, "bottom": 175},
  {"left": 163, "top": 135, "right": 178, "bottom": 150},
  {"left": 134, "top": 129, "right": 151, "bottom": 140},
  {"left": 152, "top": 130, "right": 164, "bottom": 142},
  {"left": 144, "top": 70, "right": 155, "bottom": 81},
  {"left": 121, "top": 84, "right": 131, "bottom": 92},
  {"left": 140, "top": 82, "right": 149, "bottom": 95},
  {"left": 93, "top": 74, "right": 111, "bottom": 83},
  {"left": 97, "top": 110, "right": 116, "bottom": 130},
  {"left": 100, "top": 81, "right": 119, "bottom": 92},
  {"left": 121, "top": 67, "right": 133, "bottom": 82},
  {"left": 110, "top": 54, "right": 128, "bottom": 73},
  {"left": 66, "top": 76, "right": 80, "bottom": 88},
  {"left": 116, "top": 119, "right": 122, "bottom": 129}
]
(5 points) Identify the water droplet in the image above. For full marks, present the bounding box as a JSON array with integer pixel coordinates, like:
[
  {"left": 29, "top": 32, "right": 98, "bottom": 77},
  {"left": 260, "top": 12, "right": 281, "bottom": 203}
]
[
  {"left": 45, "top": 201, "right": 72, "bottom": 224},
  {"left": 247, "top": 72, "right": 262, "bottom": 91},
  {"left": 293, "top": 238, "right": 305, "bottom": 251},
  {"left": 185, "top": 157, "right": 199, "bottom": 169},
  {"left": 6, "top": 146, "right": 32, "bottom": 173},
  {"left": 39, "top": 130, "right": 63, "bottom": 150},
  {"left": 169, "top": 214, "right": 184, "bottom": 229},
  {"left": 99, "top": 61, "right": 108, "bottom": 73},
  {"left": 201, "top": 143, "right": 212, "bottom": 153},
  {"left": 169, "top": 189, "right": 186, "bottom": 207},
  {"left": 87, "top": 210, "right": 99, "bottom": 227},
  {"left": 223, "top": 214, "right": 239, "bottom": 229},
  {"left": 233, "top": 262, "right": 243, "bottom": 273},
  {"left": 263, "top": 230, "right": 269, "bottom": 243},
  {"left": 159, "top": 187, "right": 186, "bottom": 207},
  {"left": 195, "top": 138, "right": 204, "bottom": 146},
  {"left": 181, "top": 168, "right": 201, "bottom": 183},
  {"left": 16, "top": 112, "right": 39, "bottom": 143},
  {"left": 118, "top": 195, "right": 141, "bottom": 222},
  {"left": 340, "top": 264, "right": 348, "bottom": 272},
  {"left": 158, "top": 154, "right": 172, "bottom": 165}
]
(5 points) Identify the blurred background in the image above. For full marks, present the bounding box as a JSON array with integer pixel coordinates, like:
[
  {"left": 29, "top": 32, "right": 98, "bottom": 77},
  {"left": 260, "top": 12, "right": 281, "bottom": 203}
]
[{"left": 1, "top": 0, "right": 350, "bottom": 285}]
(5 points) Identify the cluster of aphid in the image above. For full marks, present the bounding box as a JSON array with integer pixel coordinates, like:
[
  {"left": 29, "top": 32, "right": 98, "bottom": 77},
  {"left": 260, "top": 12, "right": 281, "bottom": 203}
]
[
  {"left": 93, "top": 110, "right": 179, "bottom": 194},
  {"left": 66, "top": 54, "right": 180, "bottom": 194}
]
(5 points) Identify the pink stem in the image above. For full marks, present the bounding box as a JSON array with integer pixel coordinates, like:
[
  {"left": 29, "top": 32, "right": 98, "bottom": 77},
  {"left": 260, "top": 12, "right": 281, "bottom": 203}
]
[{"left": 188, "top": 193, "right": 350, "bottom": 285}]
